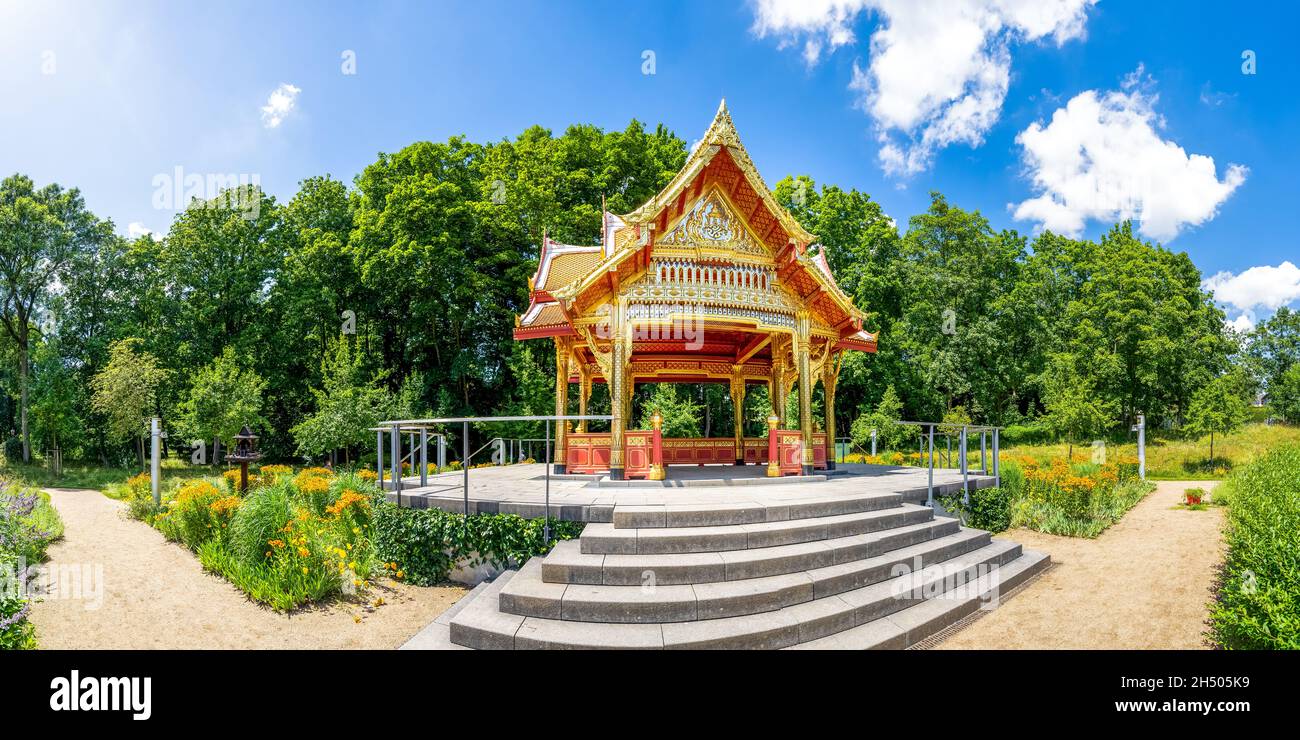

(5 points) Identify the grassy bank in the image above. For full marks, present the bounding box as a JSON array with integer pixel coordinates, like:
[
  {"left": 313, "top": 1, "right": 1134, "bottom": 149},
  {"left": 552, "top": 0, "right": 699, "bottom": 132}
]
[
  {"left": 1004, "top": 423, "right": 1300, "bottom": 481},
  {"left": 1209, "top": 444, "right": 1300, "bottom": 649}
]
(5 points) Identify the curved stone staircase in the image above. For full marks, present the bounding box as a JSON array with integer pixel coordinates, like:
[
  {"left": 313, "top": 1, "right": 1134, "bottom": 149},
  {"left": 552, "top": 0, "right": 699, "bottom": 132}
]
[{"left": 443, "top": 487, "right": 1048, "bottom": 649}]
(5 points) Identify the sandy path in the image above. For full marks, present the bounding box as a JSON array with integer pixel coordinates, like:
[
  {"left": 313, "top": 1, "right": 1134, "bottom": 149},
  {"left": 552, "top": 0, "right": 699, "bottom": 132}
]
[
  {"left": 936, "top": 480, "right": 1225, "bottom": 649},
  {"left": 28, "top": 488, "right": 466, "bottom": 649}
]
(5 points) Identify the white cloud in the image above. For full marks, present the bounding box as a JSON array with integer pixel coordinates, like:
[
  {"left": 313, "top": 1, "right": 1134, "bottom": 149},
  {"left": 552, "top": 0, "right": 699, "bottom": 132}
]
[
  {"left": 1204, "top": 262, "right": 1300, "bottom": 319},
  {"left": 751, "top": 0, "right": 1096, "bottom": 175},
  {"left": 1227, "top": 312, "right": 1256, "bottom": 333},
  {"left": 127, "top": 222, "right": 160, "bottom": 241},
  {"left": 1011, "top": 69, "right": 1247, "bottom": 241},
  {"left": 260, "top": 83, "right": 301, "bottom": 129}
]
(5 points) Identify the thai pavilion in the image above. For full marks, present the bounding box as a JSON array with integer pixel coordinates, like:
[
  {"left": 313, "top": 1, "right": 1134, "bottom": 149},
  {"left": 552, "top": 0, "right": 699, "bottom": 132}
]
[{"left": 514, "top": 101, "right": 876, "bottom": 480}]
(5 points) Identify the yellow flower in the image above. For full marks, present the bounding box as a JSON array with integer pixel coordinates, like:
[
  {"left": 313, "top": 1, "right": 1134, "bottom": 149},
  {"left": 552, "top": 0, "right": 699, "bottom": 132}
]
[
  {"left": 298, "top": 547, "right": 310, "bottom": 558},
  {"left": 348, "top": 561, "right": 357, "bottom": 570},
  {"left": 396, "top": 570, "right": 404, "bottom": 579},
  {"left": 301, "top": 567, "right": 309, "bottom": 574}
]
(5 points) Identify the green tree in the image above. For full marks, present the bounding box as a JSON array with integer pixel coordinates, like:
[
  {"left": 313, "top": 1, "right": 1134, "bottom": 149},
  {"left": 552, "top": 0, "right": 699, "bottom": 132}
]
[
  {"left": 1186, "top": 371, "right": 1251, "bottom": 460},
  {"left": 30, "top": 337, "right": 83, "bottom": 458},
  {"left": 1270, "top": 364, "right": 1300, "bottom": 423},
  {"left": 639, "top": 384, "right": 702, "bottom": 438},
  {"left": 0, "top": 174, "right": 106, "bottom": 460},
  {"left": 89, "top": 338, "right": 169, "bottom": 466},
  {"left": 174, "top": 347, "right": 267, "bottom": 464},
  {"left": 850, "top": 384, "right": 908, "bottom": 452},
  {"left": 1042, "top": 366, "right": 1118, "bottom": 460},
  {"left": 291, "top": 336, "right": 392, "bottom": 464}
]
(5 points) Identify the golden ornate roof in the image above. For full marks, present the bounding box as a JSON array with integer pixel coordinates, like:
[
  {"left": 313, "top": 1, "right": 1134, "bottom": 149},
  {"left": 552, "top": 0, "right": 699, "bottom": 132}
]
[{"left": 516, "top": 100, "right": 873, "bottom": 352}]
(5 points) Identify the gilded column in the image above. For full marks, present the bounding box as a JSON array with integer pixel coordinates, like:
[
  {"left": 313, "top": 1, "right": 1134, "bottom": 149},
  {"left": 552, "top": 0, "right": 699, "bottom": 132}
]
[
  {"left": 769, "top": 334, "right": 787, "bottom": 427},
  {"left": 608, "top": 299, "right": 629, "bottom": 480},
  {"left": 821, "top": 348, "right": 839, "bottom": 471},
  {"left": 553, "top": 336, "right": 571, "bottom": 474},
  {"left": 795, "top": 312, "right": 814, "bottom": 476},
  {"left": 577, "top": 367, "right": 591, "bottom": 432},
  {"left": 730, "top": 365, "right": 747, "bottom": 465}
]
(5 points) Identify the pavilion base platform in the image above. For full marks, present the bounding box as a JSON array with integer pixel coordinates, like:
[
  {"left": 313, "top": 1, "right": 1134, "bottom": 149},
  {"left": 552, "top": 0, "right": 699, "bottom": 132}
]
[
  {"left": 383, "top": 462, "right": 996, "bottom": 523},
  {"left": 396, "top": 463, "right": 1046, "bottom": 650}
]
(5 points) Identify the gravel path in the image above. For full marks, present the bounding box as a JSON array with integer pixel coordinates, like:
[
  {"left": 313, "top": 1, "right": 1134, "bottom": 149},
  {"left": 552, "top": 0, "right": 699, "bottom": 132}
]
[
  {"left": 28, "top": 487, "right": 466, "bottom": 649},
  {"left": 935, "top": 480, "right": 1225, "bottom": 649}
]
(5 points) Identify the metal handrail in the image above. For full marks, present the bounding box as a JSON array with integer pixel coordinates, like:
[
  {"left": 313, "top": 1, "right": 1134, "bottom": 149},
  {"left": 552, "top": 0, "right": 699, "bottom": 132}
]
[
  {"left": 861, "top": 421, "right": 1004, "bottom": 508},
  {"left": 376, "top": 415, "right": 614, "bottom": 541}
]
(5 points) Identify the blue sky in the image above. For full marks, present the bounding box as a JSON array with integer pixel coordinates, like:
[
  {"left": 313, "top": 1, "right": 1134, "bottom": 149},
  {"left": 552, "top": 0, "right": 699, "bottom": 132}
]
[{"left": 1, "top": 0, "right": 1296, "bottom": 328}]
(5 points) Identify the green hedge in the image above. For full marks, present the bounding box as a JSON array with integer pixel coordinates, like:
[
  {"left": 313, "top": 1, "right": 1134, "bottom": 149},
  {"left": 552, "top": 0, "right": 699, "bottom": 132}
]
[
  {"left": 1210, "top": 445, "right": 1300, "bottom": 649},
  {"left": 371, "top": 501, "right": 585, "bottom": 585},
  {"left": 940, "top": 486, "right": 1013, "bottom": 533}
]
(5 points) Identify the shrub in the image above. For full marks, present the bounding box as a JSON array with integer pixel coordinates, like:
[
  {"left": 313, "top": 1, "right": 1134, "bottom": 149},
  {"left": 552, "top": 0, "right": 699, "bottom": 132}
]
[
  {"left": 1210, "top": 445, "right": 1300, "bottom": 649},
  {"left": 0, "top": 485, "right": 63, "bottom": 564},
  {"left": 0, "top": 480, "right": 64, "bottom": 649},
  {"left": 371, "top": 502, "right": 584, "bottom": 585},
  {"left": 154, "top": 480, "right": 224, "bottom": 549},
  {"left": 228, "top": 482, "right": 292, "bottom": 565},
  {"left": 2, "top": 437, "right": 22, "bottom": 465},
  {"left": 0, "top": 579, "right": 37, "bottom": 650},
  {"left": 942, "top": 486, "right": 1012, "bottom": 533}
]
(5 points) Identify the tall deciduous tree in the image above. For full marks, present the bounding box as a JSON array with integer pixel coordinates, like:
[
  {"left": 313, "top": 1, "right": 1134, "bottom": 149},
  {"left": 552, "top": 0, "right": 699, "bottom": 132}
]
[
  {"left": 90, "top": 338, "right": 170, "bottom": 466},
  {"left": 0, "top": 175, "right": 105, "bottom": 460},
  {"left": 291, "top": 336, "right": 391, "bottom": 463},
  {"left": 174, "top": 347, "right": 267, "bottom": 464},
  {"left": 1186, "top": 371, "right": 1250, "bottom": 460}
]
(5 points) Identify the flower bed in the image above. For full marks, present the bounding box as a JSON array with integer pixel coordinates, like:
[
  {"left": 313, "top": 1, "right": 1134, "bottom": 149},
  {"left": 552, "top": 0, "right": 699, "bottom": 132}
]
[
  {"left": 122, "top": 464, "right": 577, "bottom": 611},
  {"left": 1, "top": 481, "right": 64, "bottom": 650},
  {"left": 942, "top": 454, "right": 1151, "bottom": 538}
]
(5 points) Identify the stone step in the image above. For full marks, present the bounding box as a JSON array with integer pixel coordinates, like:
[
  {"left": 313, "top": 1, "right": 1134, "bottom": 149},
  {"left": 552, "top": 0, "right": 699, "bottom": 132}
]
[
  {"left": 580, "top": 503, "right": 935, "bottom": 555},
  {"left": 611, "top": 491, "right": 901, "bottom": 529},
  {"left": 448, "top": 539, "right": 1030, "bottom": 649},
  {"left": 543, "top": 517, "right": 960, "bottom": 586},
  {"left": 787, "top": 548, "right": 1050, "bottom": 649},
  {"left": 446, "top": 568, "right": 522, "bottom": 651},
  {"left": 498, "top": 527, "right": 994, "bottom": 624}
]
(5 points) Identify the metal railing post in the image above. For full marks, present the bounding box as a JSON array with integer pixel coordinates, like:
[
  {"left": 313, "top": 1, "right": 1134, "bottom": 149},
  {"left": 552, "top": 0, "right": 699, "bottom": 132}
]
[
  {"left": 926, "top": 423, "right": 935, "bottom": 508},
  {"left": 981, "top": 431, "right": 987, "bottom": 474},
  {"left": 871, "top": 428, "right": 877, "bottom": 457},
  {"left": 420, "top": 428, "right": 428, "bottom": 486},
  {"left": 544, "top": 418, "right": 552, "bottom": 543},
  {"left": 376, "top": 429, "right": 384, "bottom": 483},
  {"left": 993, "top": 427, "right": 1001, "bottom": 488},
  {"left": 437, "top": 434, "right": 446, "bottom": 470},
  {"left": 462, "top": 421, "right": 470, "bottom": 520},
  {"left": 960, "top": 425, "right": 969, "bottom": 505},
  {"left": 390, "top": 423, "right": 402, "bottom": 507}
]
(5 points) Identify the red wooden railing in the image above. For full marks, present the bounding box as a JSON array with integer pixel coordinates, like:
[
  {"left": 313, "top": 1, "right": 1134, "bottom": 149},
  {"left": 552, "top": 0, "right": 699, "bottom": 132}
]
[{"left": 565, "top": 429, "right": 827, "bottom": 476}]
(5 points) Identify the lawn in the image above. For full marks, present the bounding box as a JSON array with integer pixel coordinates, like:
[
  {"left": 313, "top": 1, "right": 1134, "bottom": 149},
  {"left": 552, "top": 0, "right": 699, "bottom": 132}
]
[{"left": 1003, "top": 423, "right": 1300, "bottom": 481}]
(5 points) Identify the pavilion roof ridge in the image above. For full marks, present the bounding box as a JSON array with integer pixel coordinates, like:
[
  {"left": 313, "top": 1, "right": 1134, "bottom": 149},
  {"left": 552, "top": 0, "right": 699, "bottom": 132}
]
[{"left": 617, "top": 99, "right": 817, "bottom": 246}]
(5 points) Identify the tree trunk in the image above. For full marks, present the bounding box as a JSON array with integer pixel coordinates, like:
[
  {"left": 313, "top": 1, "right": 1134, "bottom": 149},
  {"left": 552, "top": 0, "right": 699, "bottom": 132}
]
[
  {"left": 1210, "top": 432, "right": 1215, "bottom": 461},
  {"left": 19, "top": 338, "right": 29, "bottom": 462}
]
